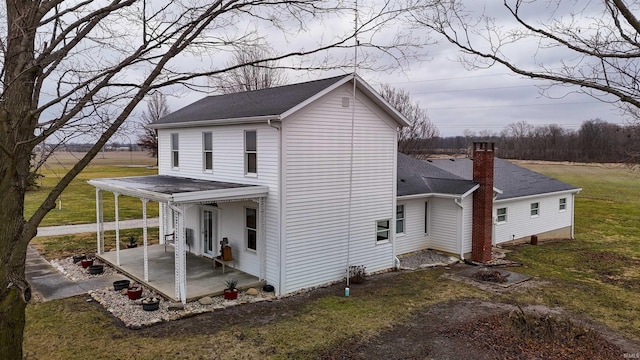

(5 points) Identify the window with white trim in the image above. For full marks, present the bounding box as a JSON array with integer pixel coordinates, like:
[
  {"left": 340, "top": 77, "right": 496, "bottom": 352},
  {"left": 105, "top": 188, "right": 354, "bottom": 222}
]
[
  {"left": 530, "top": 202, "right": 540, "bottom": 217},
  {"left": 559, "top": 198, "right": 567, "bottom": 211},
  {"left": 245, "top": 130, "right": 257, "bottom": 175},
  {"left": 396, "top": 205, "right": 405, "bottom": 234},
  {"left": 246, "top": 207, "right": 257, "bottom": 251},
  {"left": 171, "top": 133, "right": 179, "bottom": 168},
  {"left": 496, "top": 207, "right": 507, "bottom": 223},
  {"left": 376, "top": 219, "right": 390, "bottom": 242},
  {"left": 203, "top": 132, "right": 213, "bottom": 172}
]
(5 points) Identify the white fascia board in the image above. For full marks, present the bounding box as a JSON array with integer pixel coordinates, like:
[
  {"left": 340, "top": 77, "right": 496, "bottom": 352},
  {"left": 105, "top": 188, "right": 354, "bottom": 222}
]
[
  {"left": 461, "top": 184, "right": 481, "bottom": 199},
  {"left": 87, "top": 180, "right": 172, "bottom": 202},
  {"left": 493, "top": 188, "right": 582, "bottom": 204},
  {"left": 397, "top": 191, "right": 477, "bottom": 200},
  {"left": 171, "top": 186, "right": 269, "bottom": 203},
  {"left": 397, "top": 193, "right": 433, "bottom": 200},
  {"left": 148, "top": 115, "right": 278, "bottom": 129}
]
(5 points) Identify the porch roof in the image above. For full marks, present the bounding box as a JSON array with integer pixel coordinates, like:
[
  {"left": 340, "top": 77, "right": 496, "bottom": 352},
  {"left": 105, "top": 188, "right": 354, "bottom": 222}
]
[{"left": 88, "top": 175, "right": 268, "bottom": 203}]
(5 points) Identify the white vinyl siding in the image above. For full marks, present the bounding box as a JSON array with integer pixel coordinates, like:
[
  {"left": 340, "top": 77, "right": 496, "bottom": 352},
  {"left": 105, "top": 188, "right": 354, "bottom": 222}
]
[
  {"left": 282, "top": 84, "right": 397, "bottom": 294},
  {"left": 428, "top": 197, "right": 462, "bottom": 254},
  {"left": 395, "top": 198, "right": 429, "bottom": 255},
  {"left": 157, "top": 125, "right": 280, "bottom": 286},
  {"left": 494, "top": 194, "right": 575, "bottom": 245}
]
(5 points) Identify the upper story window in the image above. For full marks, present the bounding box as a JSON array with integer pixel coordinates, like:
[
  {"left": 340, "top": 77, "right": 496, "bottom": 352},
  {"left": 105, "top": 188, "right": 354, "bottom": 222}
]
[
  {"left": 530, "top": 202, "right": 540, "bottom": 217},
  {"left": 376, "top": 219, "right": 390, "bottom": 242},
  {"left": 171, "top": 133, "right": 179, "bottom": 168},
  {"left": 203, "top": 132, "right": 213, "bottom": 172},
  {"left": 396, "top": 205, "right": 405, "bottom": 234},
  {"left": 559, "top": 198, "right": 567, "bottom": 211},
  {"left": 245, "top": 130, "right": 257, "bottom": 175},
  {"left": 496, "top": 207, "right": 507, "bottom": 223}
]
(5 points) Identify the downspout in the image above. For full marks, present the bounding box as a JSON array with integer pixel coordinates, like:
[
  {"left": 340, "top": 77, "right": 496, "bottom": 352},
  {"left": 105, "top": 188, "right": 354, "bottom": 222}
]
[
  {"left": 392, "top": 126, "right": 400, "bottom": 270},
  {"left": 454, "top": 197, "right": 464, "bottom": 260},
  {"left": 267, "top": 118, "right": 284, "bottom": 295}
]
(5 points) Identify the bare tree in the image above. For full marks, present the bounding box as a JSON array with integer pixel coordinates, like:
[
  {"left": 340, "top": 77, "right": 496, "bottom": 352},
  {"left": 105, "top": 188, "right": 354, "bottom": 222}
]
[
  {"left": 379, "top": 84, "right": 439, "bottom": 157},
  {"left": 138, "top": 92, "right": 170, "bottom": 159},
  {"left": 0, "top": 1, "right": 423, "bottom": 357},
  {"left": 412, "top": 0, "right": 640, "bottom": 160},
  {"left": 213, "top": 46, "right": 288, "bottom": 94}
]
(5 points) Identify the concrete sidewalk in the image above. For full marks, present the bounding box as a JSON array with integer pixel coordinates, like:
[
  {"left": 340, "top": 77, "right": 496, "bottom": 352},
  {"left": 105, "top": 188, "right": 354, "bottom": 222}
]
[
  {"left": 36, "top": 218, "right": 159, "bottom": 237},
  {"left": 25, "top": 246, "right": 129, "bottom": 302}
]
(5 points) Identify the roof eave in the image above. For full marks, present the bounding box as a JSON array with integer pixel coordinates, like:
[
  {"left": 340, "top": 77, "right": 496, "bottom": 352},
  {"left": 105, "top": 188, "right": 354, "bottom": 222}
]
[
  {"left": 88, "top": 179, "right": 173, "bottom": 202},
  {"left": 171, "top": 186, "right": 269, "bottom": 203},
  {"left": 494, "top": 188, "right": 582, "bottom": 203},
  {"left": 148, "top": 115, "right": 279, "bottom": 129}
]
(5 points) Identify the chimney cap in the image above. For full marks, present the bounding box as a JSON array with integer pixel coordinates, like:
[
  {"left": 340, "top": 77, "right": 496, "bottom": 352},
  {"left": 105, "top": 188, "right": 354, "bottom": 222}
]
[{"left": 473, "top": 142, "right": 495, "bottom": 151}]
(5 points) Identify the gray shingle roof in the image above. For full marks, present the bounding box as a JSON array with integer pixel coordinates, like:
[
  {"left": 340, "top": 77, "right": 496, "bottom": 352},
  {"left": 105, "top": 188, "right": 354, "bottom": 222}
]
[
  {"left": 152, "top": 74, "right": 350, "bottom": 126},
  {"left": 397, "top": 153, "right": 477, "bottom": 196},
  {"left": 427, "top": 157, "right": 579, "bottom": 200}
]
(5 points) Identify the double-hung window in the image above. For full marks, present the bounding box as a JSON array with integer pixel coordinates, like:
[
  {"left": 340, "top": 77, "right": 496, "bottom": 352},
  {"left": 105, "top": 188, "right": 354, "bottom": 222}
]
[
  {"left": 203, "top": 132, "right": 213, "bottom": 172},
  {"left": 245, "top": 130, "right": 257, "bottom": 175},
  {"left": 171, "top": 133, "right": 179, "bottom": 168},
  {"left": 376, "top": 219, "right": 390, "bottom": 242},
  {"left": 396, "top": 205, "right": 405, "bottom": 234},
  {"left": 246, "top": 207, "right": 257, "bottom": 251},
  {"left": 530, "top": 202, "right": 540, "bottom": 217},
  {"left": 559, "top": 198, "right": 567, "bottom": 211},
  {"left": 496, "top": 207, "right": 507, "bottom": 223}
]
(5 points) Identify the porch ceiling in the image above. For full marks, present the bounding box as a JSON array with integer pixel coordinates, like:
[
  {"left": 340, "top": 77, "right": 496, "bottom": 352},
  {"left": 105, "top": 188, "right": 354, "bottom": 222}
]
[{"left": 88, "top": 175, "right": 268, "bottom": 203}]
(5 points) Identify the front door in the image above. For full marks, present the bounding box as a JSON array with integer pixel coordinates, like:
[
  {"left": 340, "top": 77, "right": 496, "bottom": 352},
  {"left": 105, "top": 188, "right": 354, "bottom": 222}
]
[{"left": 202, "top": 208, "right": 217, "bottom": 256}]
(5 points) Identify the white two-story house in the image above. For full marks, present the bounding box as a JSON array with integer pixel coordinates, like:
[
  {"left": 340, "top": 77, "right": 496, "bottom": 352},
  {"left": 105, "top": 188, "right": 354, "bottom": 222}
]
[{"left": 89, "top": 74, "right": 580, "bottom": 303}]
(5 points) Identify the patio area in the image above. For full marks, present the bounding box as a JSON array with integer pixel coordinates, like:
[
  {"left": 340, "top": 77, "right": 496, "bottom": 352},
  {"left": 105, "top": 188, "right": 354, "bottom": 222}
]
[{"left": 98, "top": 244, "right": 264, "bottom": 302}]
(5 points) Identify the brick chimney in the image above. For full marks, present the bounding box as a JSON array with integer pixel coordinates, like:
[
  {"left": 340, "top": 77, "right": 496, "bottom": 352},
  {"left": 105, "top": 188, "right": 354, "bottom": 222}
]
[{"left": 471, "top": 142, "right": 495, "bottom": 263}]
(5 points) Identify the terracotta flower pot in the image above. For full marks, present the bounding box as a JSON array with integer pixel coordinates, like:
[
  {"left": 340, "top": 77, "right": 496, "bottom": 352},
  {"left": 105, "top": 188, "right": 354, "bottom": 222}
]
[
  {"left": 127, "top": 287, "right": 143, "bottom": 300},
  {"left": 80, "top": 259, "right": 94, "bottom": 268},
  {"left": 223, "top": 289, "right": 238, "bottom": 300}
]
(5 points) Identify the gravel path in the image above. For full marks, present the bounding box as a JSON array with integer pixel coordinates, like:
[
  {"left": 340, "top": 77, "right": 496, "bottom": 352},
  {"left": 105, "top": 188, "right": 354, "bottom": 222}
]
[{"left": 398, "top": 249, "right": 460, "bottom": 269}]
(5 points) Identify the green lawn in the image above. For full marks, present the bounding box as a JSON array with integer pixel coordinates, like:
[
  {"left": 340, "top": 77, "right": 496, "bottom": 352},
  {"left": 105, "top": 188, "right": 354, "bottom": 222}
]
[
  {"left": 23, "top": 161, "right": 640, "bottom": 358},
  {"left": 25, "top": 165, "right": 159, "bottom": 227}
]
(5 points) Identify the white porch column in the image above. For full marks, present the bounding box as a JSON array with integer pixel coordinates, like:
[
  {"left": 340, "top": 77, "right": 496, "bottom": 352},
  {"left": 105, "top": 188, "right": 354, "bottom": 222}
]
[
  {"left": 95, "top": 189, "right": 104, "bottom": 254},
  {"left": 258, "top": 197, "right": 267, "bottom": 280},
  {"left": 142, "top": 198, "right": 149, "bottom": 282},
  {"left": 114, "top": 192, "right": 121, "bottom": 266},
  {"left": 170, "top": 203, "right": 187, "bottom": 304},
  {"left": 161, "top": 203, "right": 167, "bottom": 244}
]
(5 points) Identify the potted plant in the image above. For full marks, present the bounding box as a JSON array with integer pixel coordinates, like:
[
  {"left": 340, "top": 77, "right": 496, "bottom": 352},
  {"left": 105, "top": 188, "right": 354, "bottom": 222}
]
[
  {"left": 127, "top": 285, "right": 143, "bottom": 300},
  {"left": 88, "top": 264, "right": 104, "bottom": 275},
  {"left": 141, "top": 297, "right": 160, "bottom": 311},
  {"left": 223, "top": 278, "right": 239, "bottom": 300},
  {"left": 126, "top": 235, "right": 138, "bottom": 248},
  {"left": 73, "top": 254, "right": 87, "bottom": 263},
  {"left": 113, "top": 279, "right": 130, "bottom": 291},
  {"left": 80, "top": 258, "right": 94, "bottom": 268}
]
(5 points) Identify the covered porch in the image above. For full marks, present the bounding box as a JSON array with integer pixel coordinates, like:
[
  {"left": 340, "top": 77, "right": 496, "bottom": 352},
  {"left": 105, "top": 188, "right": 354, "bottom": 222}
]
[
  {"left": 88, "top": 175, "right": 269, "bottom": 303},
  {"left": 98, "top": 244, "right": 263, "bottom": 302}
]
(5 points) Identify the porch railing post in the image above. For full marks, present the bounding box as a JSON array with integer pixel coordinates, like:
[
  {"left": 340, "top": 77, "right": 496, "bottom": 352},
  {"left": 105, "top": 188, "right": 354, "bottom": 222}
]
[
  {"left": 142, "top": 198, "right": 149, "bottom": 282},
  {"left": 95, "top": 189, "right": 104, "bottom": 254},
  {"left": 114, "top": 192, "right": 120, "bottom": 266}
]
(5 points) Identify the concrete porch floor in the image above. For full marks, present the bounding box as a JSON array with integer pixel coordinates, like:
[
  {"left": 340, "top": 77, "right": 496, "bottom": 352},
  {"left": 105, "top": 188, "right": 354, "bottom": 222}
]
[{"left": 97, "top": 244, "right": 263, "bottom": 302}]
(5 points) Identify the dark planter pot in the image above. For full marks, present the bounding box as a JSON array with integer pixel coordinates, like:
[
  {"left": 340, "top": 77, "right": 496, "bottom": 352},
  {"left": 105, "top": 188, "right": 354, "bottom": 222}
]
[
  {"left": 126, "top": 244, "right": 138, "bottom": 248},
  {"left": 142, "top": 298, "right": 160, "bottom": 311},
  {"left": 113, "top": 280, "right": 131, "bottom": 291},
  {"left": 127, "top": 287, "right": 143, "bottom": 300},
  {"left": 73, "top": 254, "right": 86, "bottom": 263},
  {"left": 88, "top": 264, "right": 104, "bottom": 275},
  {"left": 223, "top": 289, "right": 238, "bottom": 300},
  {"left": 262, "top": 284, "right": 275, "bottom": 292},
  {"left": 80, "top": 259, "right": 94, "bottom": 268}
]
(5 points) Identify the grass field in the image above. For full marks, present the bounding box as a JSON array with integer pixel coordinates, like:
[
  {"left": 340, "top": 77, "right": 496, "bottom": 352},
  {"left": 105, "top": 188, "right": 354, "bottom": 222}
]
[
  {"left": 26, "top": 151, "right": 158, "bottom": 227},
  {"left": 23, "top": 161, "right": 640, "bottom": 358}
]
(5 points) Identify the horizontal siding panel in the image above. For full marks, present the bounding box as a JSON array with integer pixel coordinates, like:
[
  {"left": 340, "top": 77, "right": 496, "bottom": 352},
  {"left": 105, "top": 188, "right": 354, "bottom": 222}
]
[{"left": 428, "top": 197, "right": 460, "bottom": 254}]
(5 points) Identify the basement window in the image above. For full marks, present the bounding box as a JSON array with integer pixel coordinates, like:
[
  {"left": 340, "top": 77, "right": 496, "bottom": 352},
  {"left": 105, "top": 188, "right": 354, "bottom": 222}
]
[
  {"left": 559, "top": 198, "right": 567, "bottom": 212},
  {"left": 496, "top": 207, "right": 507, "bottom": 223},
  {"left": 376, "top": 219, "right": 390, "bottom": 243},
  {"left": 530, "top": 202, "right": 540, "bottom": 217}
]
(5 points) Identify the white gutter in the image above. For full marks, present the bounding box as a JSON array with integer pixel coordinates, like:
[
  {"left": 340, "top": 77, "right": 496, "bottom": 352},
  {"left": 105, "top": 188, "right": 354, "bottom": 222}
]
[
  {"left": 493, "top": 188, "right": 582, "bottom": 204},
  {"left": 148, "top": 115, "right": 279, "bottom": 129}
]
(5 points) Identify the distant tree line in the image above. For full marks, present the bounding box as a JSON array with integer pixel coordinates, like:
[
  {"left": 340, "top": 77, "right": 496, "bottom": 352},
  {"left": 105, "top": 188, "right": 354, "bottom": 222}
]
[{"left": 420, "top": 119, "right": 640, "bottom": 164}]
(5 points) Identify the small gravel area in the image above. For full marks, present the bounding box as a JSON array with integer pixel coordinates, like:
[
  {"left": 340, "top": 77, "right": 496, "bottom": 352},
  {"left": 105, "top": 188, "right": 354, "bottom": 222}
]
[
  {"left": 398, "top": 249, "right": 459, "bottom": 270},
  {"left": 52, "top": 255, "right": 276, "bottom": 329}
]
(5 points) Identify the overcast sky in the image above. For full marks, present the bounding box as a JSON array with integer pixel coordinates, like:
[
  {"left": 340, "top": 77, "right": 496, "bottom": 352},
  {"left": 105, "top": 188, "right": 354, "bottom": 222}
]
[{"left": 155, "top": 1, "right": 625, "bottom": 139}]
